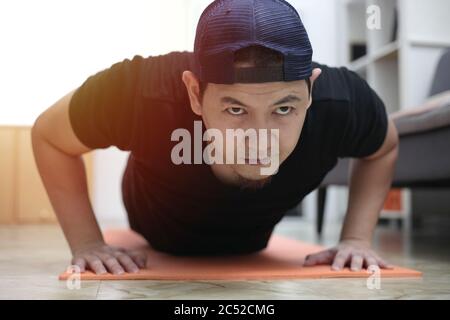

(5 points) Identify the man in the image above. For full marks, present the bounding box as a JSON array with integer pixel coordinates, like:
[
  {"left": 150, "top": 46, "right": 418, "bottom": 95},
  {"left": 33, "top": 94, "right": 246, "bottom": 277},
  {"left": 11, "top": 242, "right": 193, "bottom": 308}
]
[{"left": 32, "top": 0, "right": 398, "bottom": 275}]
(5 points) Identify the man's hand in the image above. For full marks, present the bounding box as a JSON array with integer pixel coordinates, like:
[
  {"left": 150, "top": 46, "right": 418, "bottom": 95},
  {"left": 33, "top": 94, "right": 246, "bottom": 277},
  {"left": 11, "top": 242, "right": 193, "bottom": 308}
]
[
  {"left": 303, "top": 239, "right": 393, "bottom": 271},
  {"left": 71, "top": 242, "right": 147, "bottom": 275}
]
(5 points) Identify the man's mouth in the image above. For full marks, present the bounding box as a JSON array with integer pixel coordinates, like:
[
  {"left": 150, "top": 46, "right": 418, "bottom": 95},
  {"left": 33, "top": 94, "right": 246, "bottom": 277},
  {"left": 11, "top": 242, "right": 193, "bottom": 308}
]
[{"left": 242, "top": 157, "right": 272, "bottom": 165}]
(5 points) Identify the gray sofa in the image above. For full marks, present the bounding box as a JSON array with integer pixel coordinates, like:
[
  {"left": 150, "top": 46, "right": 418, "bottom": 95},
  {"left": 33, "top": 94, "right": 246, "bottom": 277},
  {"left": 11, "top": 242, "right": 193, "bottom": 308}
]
[{"left": 316, "top": 49, "right": 450, "bottom": 235}]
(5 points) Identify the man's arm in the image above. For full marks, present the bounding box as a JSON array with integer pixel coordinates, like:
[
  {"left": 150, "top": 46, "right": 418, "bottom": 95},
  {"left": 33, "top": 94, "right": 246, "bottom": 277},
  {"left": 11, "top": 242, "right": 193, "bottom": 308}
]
[
  {"left": 32, "top": 90, "right": 145, "bottom": 274},
  {"left": 335, "top": 117, "right": 399, "bottom": 269},
  {"left": 304, "top": 118, "right": 399, "bottom": 271}
]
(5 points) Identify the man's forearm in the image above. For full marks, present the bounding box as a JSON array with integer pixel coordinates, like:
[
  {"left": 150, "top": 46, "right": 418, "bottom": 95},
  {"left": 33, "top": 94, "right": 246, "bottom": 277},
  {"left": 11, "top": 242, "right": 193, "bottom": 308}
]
[
  {"left": 31, "top": 128, "right": 104, "bottom": 253},
  {"left": 340, "top": 145, "right": 398, "bottom": 244}
]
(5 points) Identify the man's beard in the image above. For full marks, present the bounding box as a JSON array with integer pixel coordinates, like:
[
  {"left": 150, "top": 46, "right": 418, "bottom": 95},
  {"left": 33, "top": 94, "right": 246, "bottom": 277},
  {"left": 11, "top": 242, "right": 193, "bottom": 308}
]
[{"left": 236, "top": 175, "right": 273, "bottom": 191}]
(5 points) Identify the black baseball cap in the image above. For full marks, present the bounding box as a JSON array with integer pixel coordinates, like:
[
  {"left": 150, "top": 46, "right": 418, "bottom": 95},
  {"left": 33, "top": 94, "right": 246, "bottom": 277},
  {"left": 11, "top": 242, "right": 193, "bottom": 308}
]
[{"left": 194, "top": 0, "right": 313, "bottom": 85}]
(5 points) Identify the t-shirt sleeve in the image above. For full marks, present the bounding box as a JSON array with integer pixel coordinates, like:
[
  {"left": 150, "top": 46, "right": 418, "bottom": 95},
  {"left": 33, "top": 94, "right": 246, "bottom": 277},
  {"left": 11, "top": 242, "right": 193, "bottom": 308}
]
[
  {"left": 336, "top": 70, "right": 389, "bottom": 158},
  {"left": 68, "top": 55, "right": 145, "bottom": 151}
]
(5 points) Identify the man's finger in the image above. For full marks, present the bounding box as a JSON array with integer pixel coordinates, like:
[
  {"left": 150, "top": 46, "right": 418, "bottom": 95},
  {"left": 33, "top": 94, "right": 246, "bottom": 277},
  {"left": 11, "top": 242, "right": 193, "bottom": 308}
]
[
  {"left": 376, "top": 257, "right": 394, "bottom": 269},
  {"left": 98, "top": 254, "right": 124, "bottom": 275},
  {"left": 126, "top": 250, "right": 147, "bottom": 269},
  {"left": 364, "top": 256, "right": 379, "bottom": 269},
  {"left": 71, "top": 257, "right": 86, "bottom": 273},
  {"left": 115, "top": 253, "right": 139, "bottom": 273},
  {"left": 331, "top": 250, "right": 350, "bottom": 270},
  {"left": 303, "top": 250, "right": 334, "bottom": 266},
  {"left": 350, "top": 254, "right": 364, "bottom": 271},
  {"left": 85, "top": 255, "right": 107, "bottom": 275}
]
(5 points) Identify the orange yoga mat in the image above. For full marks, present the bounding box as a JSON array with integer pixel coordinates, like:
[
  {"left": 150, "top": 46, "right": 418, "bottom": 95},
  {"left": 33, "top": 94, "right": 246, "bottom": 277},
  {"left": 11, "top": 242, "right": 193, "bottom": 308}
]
[{"left": 59, "top": 229, "right": 422, "bottom": 281}]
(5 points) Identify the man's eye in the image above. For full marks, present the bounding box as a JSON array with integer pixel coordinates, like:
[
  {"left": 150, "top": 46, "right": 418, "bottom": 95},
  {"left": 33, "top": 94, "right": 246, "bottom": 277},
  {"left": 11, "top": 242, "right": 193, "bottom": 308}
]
[
  {"left": 227, "top": 107, "right": 245, "bottom": 115},
  {"left": 274, "top": 106, "right": 292, "bottom": 115}
]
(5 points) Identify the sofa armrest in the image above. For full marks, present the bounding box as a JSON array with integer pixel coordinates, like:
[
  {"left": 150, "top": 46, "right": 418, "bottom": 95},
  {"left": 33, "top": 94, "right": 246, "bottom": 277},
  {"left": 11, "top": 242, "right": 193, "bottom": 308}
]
[{"left": 391, "top": 90, "right": 450, "bottom": 136}]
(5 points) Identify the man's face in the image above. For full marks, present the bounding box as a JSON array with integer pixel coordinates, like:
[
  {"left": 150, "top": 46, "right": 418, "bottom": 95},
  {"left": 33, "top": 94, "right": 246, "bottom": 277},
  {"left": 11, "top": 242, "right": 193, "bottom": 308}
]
[{"left": 199, "top": 79, "right": 311, "bottom": 188}]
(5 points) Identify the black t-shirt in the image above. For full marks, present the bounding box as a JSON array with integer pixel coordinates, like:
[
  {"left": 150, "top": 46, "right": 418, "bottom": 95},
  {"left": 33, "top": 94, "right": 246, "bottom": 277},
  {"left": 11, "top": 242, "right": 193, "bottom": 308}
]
[{"left": 69, "top": 51, "right": 388, "bottom": 255}]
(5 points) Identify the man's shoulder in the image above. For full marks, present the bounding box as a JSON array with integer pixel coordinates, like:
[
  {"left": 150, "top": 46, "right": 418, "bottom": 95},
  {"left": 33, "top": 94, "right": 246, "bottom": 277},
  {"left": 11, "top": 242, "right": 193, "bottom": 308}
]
[
  {"left": 139, "top": 51, "right": 195, "bottom": 101},
  {"left": 304, "top": 63, "right": 357, "bottom": 146},
  {"left": 141, "top": 51, "right": 195, "bottom": 75},
  {"left": 311, "top": 61, "right": 360, "bottom": 103}
]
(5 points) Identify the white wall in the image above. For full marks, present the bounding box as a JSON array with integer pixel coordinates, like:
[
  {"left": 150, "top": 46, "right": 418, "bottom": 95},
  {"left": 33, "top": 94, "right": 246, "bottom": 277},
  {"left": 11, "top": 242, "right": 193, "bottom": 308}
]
[
  {"left": 0, "top": 0, "right": 192, "bottom": 126},
  {"left": 290, "top": 0, "right": 340, "bottom": 67}
]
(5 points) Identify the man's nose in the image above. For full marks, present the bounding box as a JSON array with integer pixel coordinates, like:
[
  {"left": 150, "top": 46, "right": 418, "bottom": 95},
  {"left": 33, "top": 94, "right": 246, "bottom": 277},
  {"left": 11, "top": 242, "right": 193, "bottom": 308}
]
[
  {"left": 243, "top": 119, "right": 277, "bottom": 151},
  {"left": 248, "top": 114, "right": 270, "bottom": 131}
]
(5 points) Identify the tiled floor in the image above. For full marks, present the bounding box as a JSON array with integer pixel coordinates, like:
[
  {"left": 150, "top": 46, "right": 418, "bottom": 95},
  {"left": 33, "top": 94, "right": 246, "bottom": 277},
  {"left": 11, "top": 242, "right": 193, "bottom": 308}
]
[{"left": 0, "top": 216, "right": 449, "bottom": 299}]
